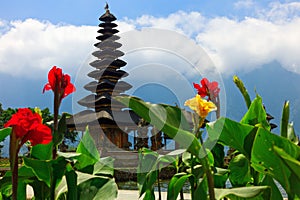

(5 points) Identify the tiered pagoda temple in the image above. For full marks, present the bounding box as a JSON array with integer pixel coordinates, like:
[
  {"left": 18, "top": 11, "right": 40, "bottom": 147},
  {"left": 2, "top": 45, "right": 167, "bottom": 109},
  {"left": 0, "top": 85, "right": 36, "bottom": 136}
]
[
  {"left": 67, "top": 4, "right": 174, "bottom": 159},
  {"left": 68, "top": 4, "right": 140, "bottom": 152}
]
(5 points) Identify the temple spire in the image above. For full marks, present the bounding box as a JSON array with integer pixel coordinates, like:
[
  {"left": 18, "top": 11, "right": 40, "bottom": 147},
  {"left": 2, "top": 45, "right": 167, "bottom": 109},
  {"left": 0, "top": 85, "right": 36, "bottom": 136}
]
[{"left": 104, "top": 2, "right": 109, "bottom": 12}]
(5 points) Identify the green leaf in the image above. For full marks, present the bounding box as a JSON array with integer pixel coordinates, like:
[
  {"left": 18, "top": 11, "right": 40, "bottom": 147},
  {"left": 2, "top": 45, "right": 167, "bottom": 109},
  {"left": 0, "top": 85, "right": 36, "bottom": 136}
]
[
  {"left": 211, "top": 143, "right": 225, "bottom": 168},
  {"left": 23, "top": 157, "right": 52, "bottom": 187},
  {"left": 214, "top": 186, "right": 270, "bottom": 200},
  {"left": 29, "top": 180, "right": 50, "bottom": 199},
  {"left": 240, "top": 95, "right": 270, "bottom": 130},
  {"left": 167, "top": 173, "right": 192, "bottom": 200},
  {"left": 0, "top": 128, "right": 11, "bottom": 142},
  {"left": 17, "top": 180, "right": 26, "bottom": 200},
  {"left": 65, "top": 164, "right": 77, "bottom": 200},
  {"left": 115, "top": 96, "right": 201, "bottom": 158},
  {"left": 56, "top": 171, "right": 118, "bottom": 200},
  {"left": 23, "top": 157, "right": 67, "bottom": 188},
  {"left": 137, "top": 151, "right": 158, "bottom": 197},
  {"left": 31, "top": 142, "right": 53, "bottom": 160},
  {"left": 260, "top": 175, "right": 283, "bottom": 200},
  {"left": 251, "top": 128, "right": 300, "bottom": 198},
  {"left": 92, "top": 178, "right": 118, "bottom": 200},
  {"left": 214, "top": 167, "right": 229, "bottom": 188},
  {"left": 273, "top": 146, "right": 300, "bottom": 180},
  {"left": 75, "top": 126, "right": 100, "bottom": 171},
  {"left": 194, "top": 176, "right": 208, "bottom": 199},
  {"left": 229, "top": 154, "right": 252, "bottom": 187},
  {"left": 207, "top": 117, "right": 257, "bottom": 159},
  {"left": 233, "top": 75, "right": 251, "bottom": 109},
  {"left": 93, "top": 157, "right": 115, "bottom": 177},
  {"left": 280, "top": 101, "right": 290, "bottom": 138},
  {"left": 77, "top": 174, "right": 117, "bottom": 200},
  {"left": 52, "top": 157, "right": 68, "bottom": 187}
]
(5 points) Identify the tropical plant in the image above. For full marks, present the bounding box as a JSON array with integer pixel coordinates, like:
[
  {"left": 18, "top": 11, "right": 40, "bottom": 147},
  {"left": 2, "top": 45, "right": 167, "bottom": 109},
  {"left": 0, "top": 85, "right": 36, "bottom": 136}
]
[
  {"left": 0, "top": 66, "right": 117, "bottom": 200},
  {"left": 116, "top": 76, "right": 300, "bottom": 200}
]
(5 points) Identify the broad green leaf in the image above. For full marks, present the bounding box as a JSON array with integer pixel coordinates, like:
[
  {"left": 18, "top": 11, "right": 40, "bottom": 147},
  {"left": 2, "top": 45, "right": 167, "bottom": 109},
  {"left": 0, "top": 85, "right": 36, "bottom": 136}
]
[
  {"left": 207, "top": 117, "right": 256, "bottom": 159},
  {"left": 240, "top": 95, "right": 270, "bottom": 130},
  {"left": 56, "top": 171, "right": 117, "bottom": 200},
  {"left": 273, "top": 146, "right": 300, "bottom": 180},
  {"left": 17, "top": 180, "right": 26, "bottom": 200},
  {"left": 0, "top": 184, "right": 12, "bottom": 198},
  {"left": 92, "top": 178, "right": 118, "bottom": 200},
  {"left": 167, "top": 173, "right": 192, "bottom": 200},
  {"left": 211, "top": 143, "right": 225, "bottom": 168},
  {"left": 194, "top": 176, "right": 208, "bottom": 199},
  {"left": 29, "top": 180, "right": 50, "bottom": 199},
  {"left": 24, "top": 157, "right": 67, "bottom": 188},
  {"left": 251, "top": 128, "right": 300, "bottom": 198},
  {"left": 76, "top": 126, "right": 100, "bottom": 171},
  {"left": 215, "top": 186, "right": 270, "bottom": 200},
  {"left": 233, "top": 75, "right": 251, "bottom": 109},
  {"left": 0, "top": 127, "right": 11, "bottom": 142},
  {"left": 31, "top": 142, "right": 53, "bottom": 160},
  {"left": 137, "top": 149, "right": 158, "bottom": 197},
  {"left": 260, "top": 175, "right": 283, "bottom": 200},
  {"left": 280, "top": 101, "right": 289, "bottom": 138},
  {"left": 3, "top": 166, "right": 35, "bottom": 178},
  {"left": 214, "top": 167, "right": 229, "bottom": 188},
  {"left": 52, "top": 157, "right": 68, "bottom": 187},
  {"left": 115, "top": 96, "right": 201, "bottom": 158},
  {"left": 229, "top": 154, "right": 252, "bottom": 187},
  {"left": 140, "top": 167, "right": 158, "bottom": 199},
  {"left": 77, "top": 175, "right": 117, "bottom": 200},
  {"left": 93, "top": 157, "right": 115, "bottom": 177},
  {"left": 23, "top": 157, "right": 52, "bottom": 187},
  {"left": 142, "top": 189, "right": 155, "bottom": 200}
]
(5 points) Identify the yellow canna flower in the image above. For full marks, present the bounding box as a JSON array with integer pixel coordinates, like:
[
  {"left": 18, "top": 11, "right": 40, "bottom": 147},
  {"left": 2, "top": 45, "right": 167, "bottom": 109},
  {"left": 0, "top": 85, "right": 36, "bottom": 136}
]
[{"left": 184, "top": 94, "right": 217, "bottom": 118}]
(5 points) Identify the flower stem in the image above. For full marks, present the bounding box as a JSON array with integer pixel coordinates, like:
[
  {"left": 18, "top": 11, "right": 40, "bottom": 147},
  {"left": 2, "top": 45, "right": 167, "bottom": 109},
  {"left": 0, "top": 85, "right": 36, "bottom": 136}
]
[
  {"left": 196, "top": 118, "right": 215, "bottom": 200},
  {"left": 52, "top": 92, "right": 60, "bottom": 159},
  {"left": 10, "top": 133, "right": 19, "bottom": 200},
  {"left": 201, "top": 155, "right": 215, "bottom": 200}
]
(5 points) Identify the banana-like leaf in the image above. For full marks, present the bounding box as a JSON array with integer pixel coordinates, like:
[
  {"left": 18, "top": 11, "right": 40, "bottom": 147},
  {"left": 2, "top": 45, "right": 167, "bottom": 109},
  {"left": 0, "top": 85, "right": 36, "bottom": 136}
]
[
  {"left": 214, "top": 186, "right": 270, "bottom": 200},
  {"left": 0, "top": 127, "right": 11, "bottom": 142},
  {"left": 115, "top": 96, "right": 202, "bottom": 158}
]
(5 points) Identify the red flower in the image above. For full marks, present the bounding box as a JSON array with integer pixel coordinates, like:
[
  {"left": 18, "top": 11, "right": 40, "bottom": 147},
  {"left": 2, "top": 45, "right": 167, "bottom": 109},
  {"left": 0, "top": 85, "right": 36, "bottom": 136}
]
[
  {"left": 193, "top": 78, "right": 220, "bottom": 100},
  {"left": 43, "top": 66, "right": 76, "bottom": 102},
  {"left": 4, "top": 108, "right": 52, "bottom": 146}
]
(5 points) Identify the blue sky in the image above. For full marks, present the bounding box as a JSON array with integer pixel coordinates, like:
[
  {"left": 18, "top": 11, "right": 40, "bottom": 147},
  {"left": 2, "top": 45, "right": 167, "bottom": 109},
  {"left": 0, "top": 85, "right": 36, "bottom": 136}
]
[
  {"left": 0, "top": 0, "right": 300, "bottom": 116},
  {"left": 0, "top": 0, "right": 293, "bottom": 24}
]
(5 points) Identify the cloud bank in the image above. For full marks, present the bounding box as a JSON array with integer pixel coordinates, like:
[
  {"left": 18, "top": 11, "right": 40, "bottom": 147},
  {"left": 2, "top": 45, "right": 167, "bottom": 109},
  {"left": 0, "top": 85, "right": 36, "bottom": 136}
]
[{"left": 0, "top": 1, "right": 300, "bottom": 80}]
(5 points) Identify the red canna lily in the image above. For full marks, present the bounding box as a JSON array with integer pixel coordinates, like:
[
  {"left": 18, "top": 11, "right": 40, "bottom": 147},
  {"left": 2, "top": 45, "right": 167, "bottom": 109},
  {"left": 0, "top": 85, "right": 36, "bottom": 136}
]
[
  {"left": 4, "top": 108, "right": 52, "bottom": 146},
  {"left": 43, "top": 66, "right": 76, "bottom": 103},
  {"left": 193, "top": 78, "right": 220, "bottom": 101}
]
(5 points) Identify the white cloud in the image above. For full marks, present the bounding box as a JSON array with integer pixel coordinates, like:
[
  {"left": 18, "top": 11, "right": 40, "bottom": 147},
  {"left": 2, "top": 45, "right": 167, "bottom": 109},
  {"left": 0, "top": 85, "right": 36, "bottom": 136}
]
[
  {"left": 0, "top": 1, "right": 300, "bottom": 81},
  {"left": 121, "top": 1, "right": 300, "bottom": 75},
  {"left": 123, "top": 11, "right": 205, "bottom": 37},
  {"left": 259, "top": 1, "right": 300, "bottom": 22},
  {"left": 0, "top": 18, "right": 97, "bottom": 79},
  {"left": 196, "top": 16, "right": 300, "bottom": 74}
]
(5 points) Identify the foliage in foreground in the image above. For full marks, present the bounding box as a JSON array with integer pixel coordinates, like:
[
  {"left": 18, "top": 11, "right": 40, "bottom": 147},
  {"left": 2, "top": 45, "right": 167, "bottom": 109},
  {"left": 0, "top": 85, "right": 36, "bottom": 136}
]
[
  {"left": 116, "top": 76, "right": 300, "bottom": 200},
  {"left": 0, "top": 126, "right": 117, "bottom": 199}
]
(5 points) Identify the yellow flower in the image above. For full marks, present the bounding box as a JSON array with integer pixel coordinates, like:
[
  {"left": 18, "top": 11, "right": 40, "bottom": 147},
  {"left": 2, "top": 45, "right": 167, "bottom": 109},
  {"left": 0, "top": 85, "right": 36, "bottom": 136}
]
[{"left": 184, "top": 94, "right": 217, "bottom": 118}]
